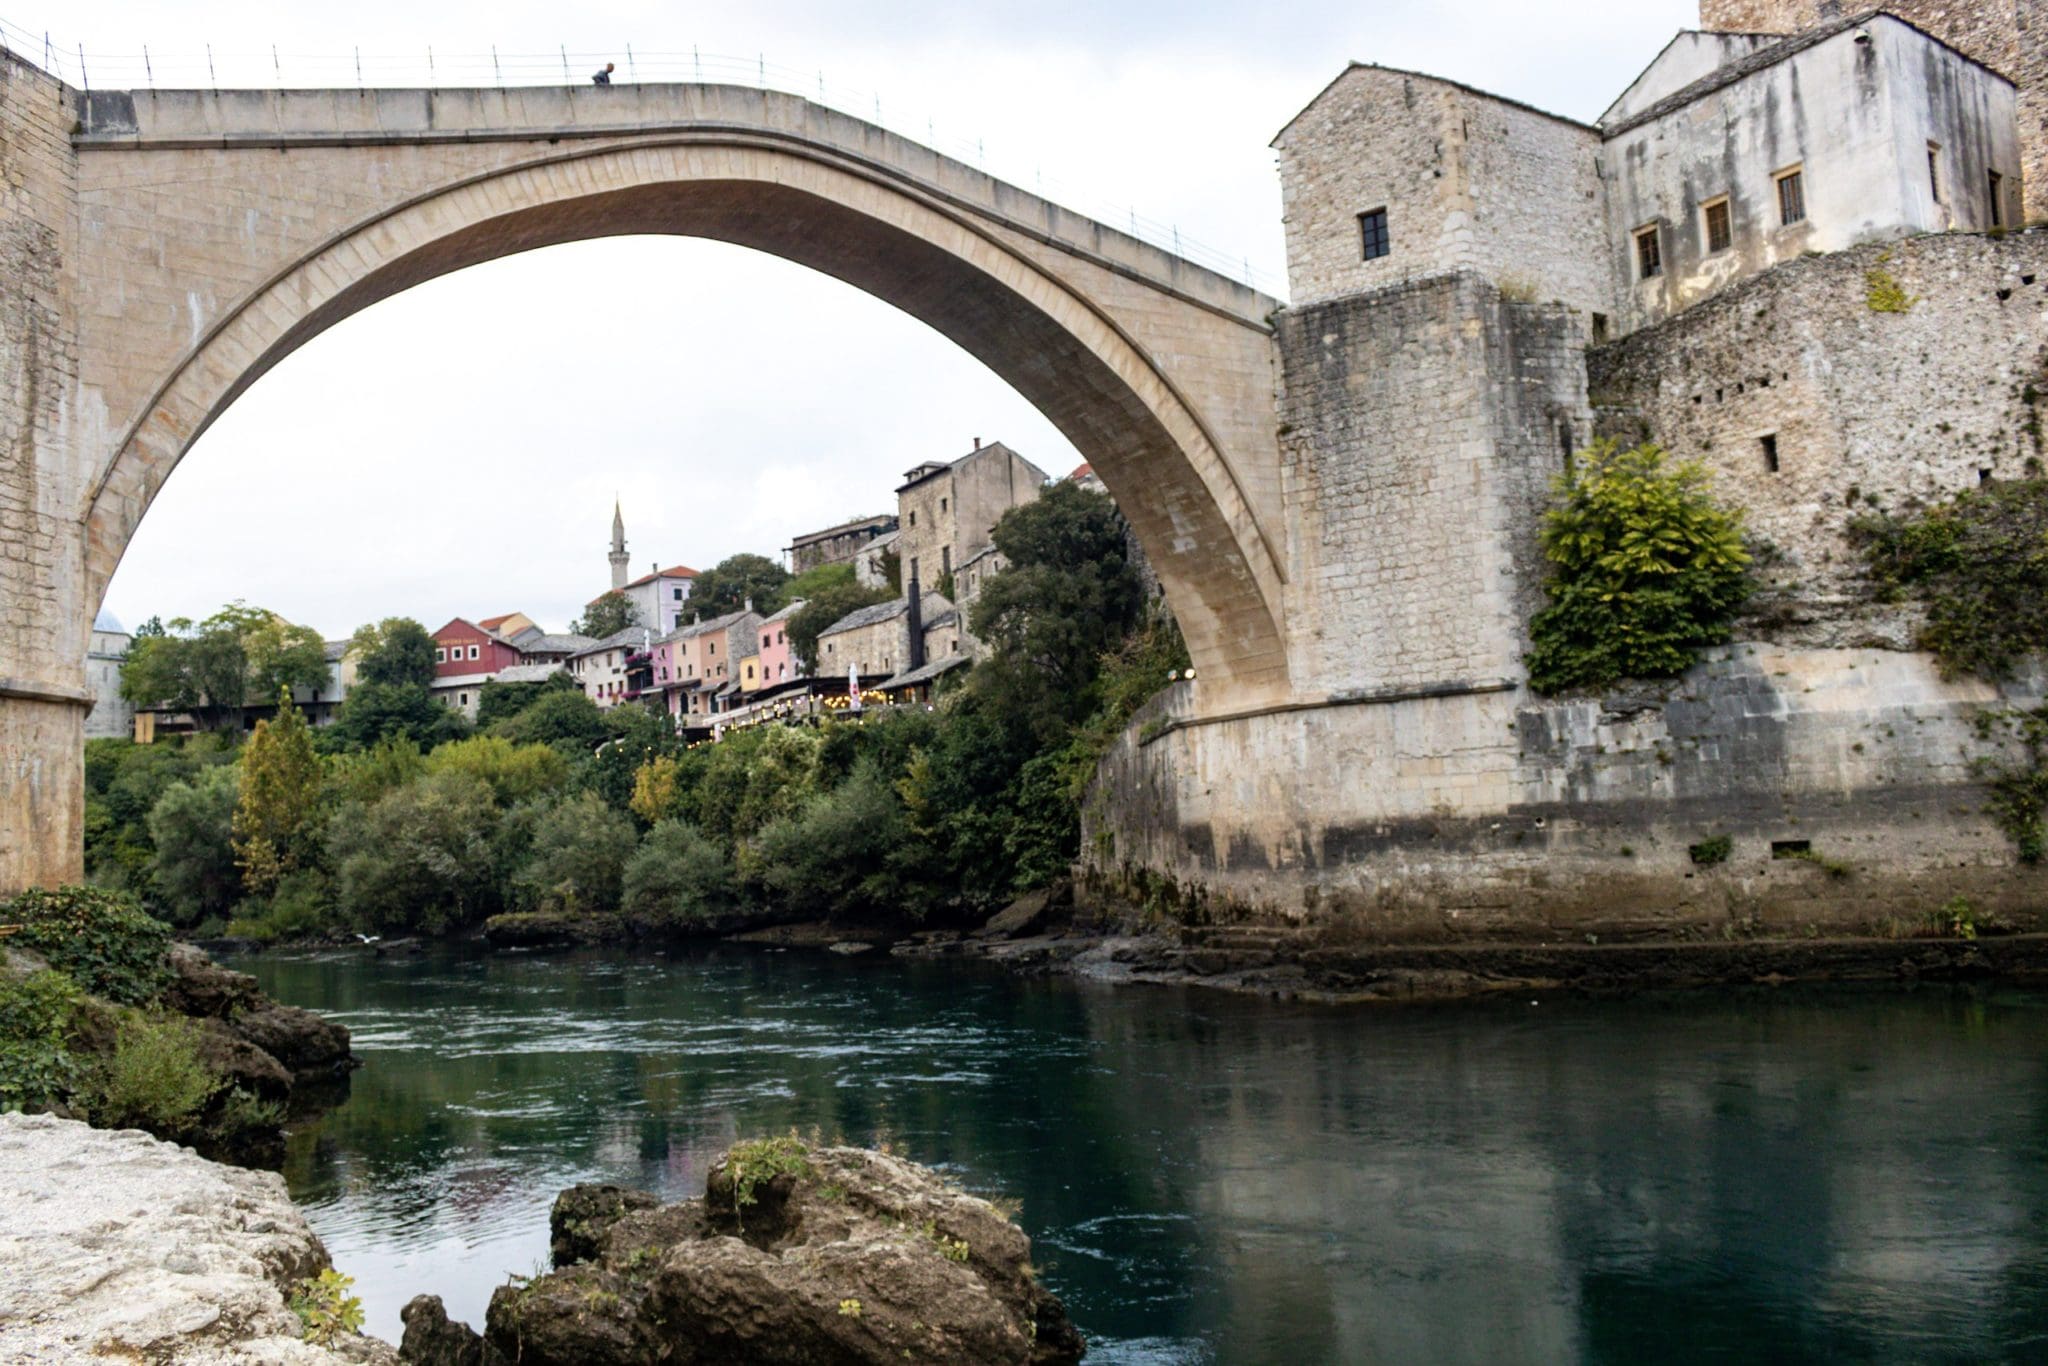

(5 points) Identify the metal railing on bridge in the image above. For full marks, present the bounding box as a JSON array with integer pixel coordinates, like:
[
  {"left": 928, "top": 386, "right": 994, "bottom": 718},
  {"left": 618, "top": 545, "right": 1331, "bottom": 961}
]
[{"left": 0, "top": 15, "right": 1283, "bottom": 295}]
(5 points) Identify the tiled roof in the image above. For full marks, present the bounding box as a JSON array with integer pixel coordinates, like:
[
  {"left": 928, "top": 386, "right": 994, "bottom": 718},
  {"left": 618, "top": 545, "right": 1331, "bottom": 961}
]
[
  {"left": 787, "top": 514, "right": 896, "bottom": 547},
  {"left": 491, "top": 662, "right": 566, "bottom": 685},
  {"left": 518, "top": 633, "right": 594, "bottom": 655},
  {"left": 819, "top": 598, "right": 908, "bottom": 637},
  {"left": 587, "top": 565, "right": 698, "bottom": 605},
  {"left": 880, "top": 654, "right": 970, "bottom": 690},
  {"left": 571, "top": 627, "right": 647, "bottom": 659},
  {"left": 662, "top": 609, "right": 759, "bottom": 643}
]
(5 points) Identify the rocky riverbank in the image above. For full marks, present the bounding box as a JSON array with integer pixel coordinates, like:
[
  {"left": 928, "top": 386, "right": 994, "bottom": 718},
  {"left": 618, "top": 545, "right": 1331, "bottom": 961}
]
[
  {"left": 0, "top": 1112, "right": 395, "bottom": 1363},
  {"left": 896, "top": 912, "right": 2048, "bottom": 1003},
  {"left": 402, "top": 1135, "right": 1080, "bottom": 1366}
]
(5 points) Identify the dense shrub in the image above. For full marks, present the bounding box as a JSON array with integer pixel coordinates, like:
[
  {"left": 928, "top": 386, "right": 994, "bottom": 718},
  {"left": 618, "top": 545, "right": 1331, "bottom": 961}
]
[
  {"left": 0, "top": 968, "right": 83, "bottom": 1110},
  {"left": 491, "top": 687, "right": 607, "bottom": 749},
  {"left": 754, "top": 762, "right": 911, "bottom": 920},
  {"left": 1853, "top": 477, "right": 2048, "bottom": 681},
  {"left": 696, "top": 726, "right": 824, "bottom": 847},
  {"left": 623, "top": 821, "right": 737, "bottom": 927},
  {"left": 1526, "top": 441, "right": 1751, "bottom": 694},
  {"left": 225, "top": 869, "right": 333, "bottom": 943},
  {"left": 83, "top": 736, "right": 235, "bottom": 897},
  {"left": 518, "top": 792, "right": 639, "bottom": 911},
  {"left": 328, "top": 768, "right": 499, "bottom": 933},
  {"left": 86, "top": 1011, "right": 219, "bottom": 1135},
  {"left": 147, "top": 767, "right": 244, "bottom": 926},
  {"left": 424, "top": 735, "right": 570, "bottom": 806},
  {"left": 2, "top": 886, "right": 170, "bottom": 1005}
]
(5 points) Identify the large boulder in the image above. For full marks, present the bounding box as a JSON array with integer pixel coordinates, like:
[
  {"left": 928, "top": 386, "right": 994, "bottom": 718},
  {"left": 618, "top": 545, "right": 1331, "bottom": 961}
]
[
  {"left": 232, "top": 1001, "right": 356, "bottom": 1077},
  {"left": 0, "top": 1112, "right": 396, "bottom": 1363},
  {"left": 476, "top": 1139, "right": 1083, "bottom": 1365},
  {"left": 399, "top": 1295, "right": 506, "bottom": 1366},
  {"left": 162, "top": 940, "right": 264, "bottom": 1018},
  {"left": 549, "top": 1183, "right": 659, "bottom": 1267}
]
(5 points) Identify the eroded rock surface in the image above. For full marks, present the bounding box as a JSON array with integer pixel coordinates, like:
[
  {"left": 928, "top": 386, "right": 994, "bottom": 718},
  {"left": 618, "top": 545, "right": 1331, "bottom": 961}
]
[
  {"left": 0, "top": 1112, "right": 396, "bottom": 1364},
  {"left": 457, "top": 1141, "right": 1083, "bottom": 1365}
]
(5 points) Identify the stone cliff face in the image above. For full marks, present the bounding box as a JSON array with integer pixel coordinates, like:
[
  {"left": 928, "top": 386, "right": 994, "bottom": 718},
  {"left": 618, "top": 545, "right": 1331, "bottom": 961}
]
[{"left": 0, "top": 1112, "right": 396, "bottom": 1363}]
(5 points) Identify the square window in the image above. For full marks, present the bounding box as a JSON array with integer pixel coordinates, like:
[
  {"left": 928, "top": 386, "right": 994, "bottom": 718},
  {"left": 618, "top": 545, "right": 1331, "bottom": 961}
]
[
  {"left": 1635, "top": 226, "right": 1662, "bottom": 280},
  {"left": 1775, "top": 169, "right": 1805, "bottom": 225},
  {"left": 1703, "top": 198, "right": 1732, "bottom": 253},
  {"left": 1359, "top": 207, "right": 1390, "bottom": 261}
]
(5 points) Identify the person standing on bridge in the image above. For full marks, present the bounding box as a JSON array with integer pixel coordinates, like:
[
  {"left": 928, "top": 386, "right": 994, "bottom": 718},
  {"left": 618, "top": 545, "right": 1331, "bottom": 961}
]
[{"left": 592, "top": 62, "right": 615, "bottom": 86}]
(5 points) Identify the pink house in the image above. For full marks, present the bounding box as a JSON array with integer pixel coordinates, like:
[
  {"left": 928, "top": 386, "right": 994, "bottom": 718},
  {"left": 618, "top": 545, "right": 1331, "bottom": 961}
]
[
  {"left": 656, "top": 608, "right": 762, "bottom": 718},
  {"left": 756, "top": 600, "right": 804, "bottom": 689}
]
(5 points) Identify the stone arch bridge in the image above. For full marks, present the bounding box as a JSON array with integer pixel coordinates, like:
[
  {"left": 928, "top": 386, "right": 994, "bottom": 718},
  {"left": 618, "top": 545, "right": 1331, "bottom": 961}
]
[{"left": 2, "top": 56, "right": 1327, "bottom": 889}]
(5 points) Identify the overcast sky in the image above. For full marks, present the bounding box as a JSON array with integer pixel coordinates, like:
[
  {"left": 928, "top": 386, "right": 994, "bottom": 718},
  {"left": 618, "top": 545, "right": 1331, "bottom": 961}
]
[{"left": 60, "top": 0, "right": 1695, "bottom": 639}]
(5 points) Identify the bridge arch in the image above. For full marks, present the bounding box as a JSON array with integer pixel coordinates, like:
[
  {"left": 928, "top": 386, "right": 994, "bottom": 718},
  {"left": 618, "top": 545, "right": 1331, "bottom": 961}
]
[{"left": 79, "top": 106, "right": 1291, "bottom": 700}]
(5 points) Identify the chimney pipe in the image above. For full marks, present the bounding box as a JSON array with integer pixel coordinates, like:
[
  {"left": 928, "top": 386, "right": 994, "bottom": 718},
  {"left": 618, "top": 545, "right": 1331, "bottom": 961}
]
[{"left": 906, "top": 572, "right": 926, "bottom": 672}]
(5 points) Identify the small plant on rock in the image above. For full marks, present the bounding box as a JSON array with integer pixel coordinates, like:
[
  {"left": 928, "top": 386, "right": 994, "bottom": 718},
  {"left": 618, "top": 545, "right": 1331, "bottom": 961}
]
[
  {"left": 1, "top": 886, "right": 170, "bottom": 1005},
  {"left": 1688, "top": 834, "right": 1733, "bottom": 866},
  {"left": 723, "top": 1133, "right": 815, "bottom": 1225},
  {"left": 1936, "top": 895, "right": 1980, "bottom": 941},
  {"left": 289, "top": 1269, "right": 365, "bottom": 1346}
]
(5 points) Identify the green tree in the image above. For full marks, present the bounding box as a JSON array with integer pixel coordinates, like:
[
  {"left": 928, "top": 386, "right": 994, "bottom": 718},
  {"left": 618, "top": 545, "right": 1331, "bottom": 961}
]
[
  {"left": 119, "top": 603, "right": 328, "bottom": 731},
  {"left": 489, "top": 686, "right": 607, "bottom": 749},
  {"left": 969, "top": 482, "right": 1146, "bottom": 735},
  {"left": 328, "top": 768, "right": 499, "bottom": 933},
  {"left": 476, "top": 670, "right": 578, "bottom": 728},
  {"left": 518, "top": 792, "right": 639, "bottom": 910},
  {"left": 423, "top": 735, "right": 570, "bottom": 806},
  {"left": 231, "top": 689, "right": 322, "bottom": 895},
  {"left": 1525, "top": 440, "right": 1751, "bottom": 694},
  {"left": 622, "top": 820, "right": 736, "bottom": 927},
  {"left": 688, "top": 554, "right": 789, "bottom": 618},
  {"left": 349, "top": 617, "right": 438, "bottom": 688},
  {"left": 147, "top": 767, "right": 243, "bottom": 926},
  {"left": 753, "top": 761, "right": 910, "bottom": 920},
  {"left": 695, "top": 725, "right": 824, "bottom": 846},
  {"left": 779, "top": 561, "right": 857, "bottom": 605},
  {"left": 327, "top": 681, "right": 468, "bottom": 752},
  {"left": 787, "top": 582, "right": 895, "bottom": 673},
  {"left": 573, "top": 591, "right": 639, "bottom": 638}
]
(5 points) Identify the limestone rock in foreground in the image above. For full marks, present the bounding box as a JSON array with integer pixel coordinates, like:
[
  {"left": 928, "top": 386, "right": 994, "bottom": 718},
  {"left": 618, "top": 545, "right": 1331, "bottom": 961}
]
[
  {"left": 0, "top": 1112, "right": 395, "bottom": 1365},
  {"left": 460, "top": 1141, "right": 1083, "bottom": 1365}
]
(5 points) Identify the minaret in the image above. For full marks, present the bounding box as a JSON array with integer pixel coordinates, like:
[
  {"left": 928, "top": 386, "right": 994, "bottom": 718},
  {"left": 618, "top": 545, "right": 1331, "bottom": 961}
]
[{"left": 609, "top": 499, "right": 630, "bottom": 591}]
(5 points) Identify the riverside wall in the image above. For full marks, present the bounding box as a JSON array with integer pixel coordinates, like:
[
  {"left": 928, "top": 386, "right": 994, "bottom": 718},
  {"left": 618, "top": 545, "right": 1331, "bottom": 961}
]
[
  {"left": 1084, "top": 649, "right": 2047, "bottom": 938},
  {"left": 1084, "top": 233, "right": 2048, "bottom": 940}
]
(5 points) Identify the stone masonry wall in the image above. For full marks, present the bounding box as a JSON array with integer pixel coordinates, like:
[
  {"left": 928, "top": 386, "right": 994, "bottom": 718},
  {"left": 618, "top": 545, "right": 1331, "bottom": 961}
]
[
  {"left": 1701, "top": 0, "right": 2048, "bottom": 221},
  {"left": 1275, "top": 272, "right": 1588, "bottom": 698},
  {"left": 1589, "top": 228, "right": 2048, "bottom": 646},
  {"left": 1085, "top": 645, "right": 2048, "bottom": 939},
  {"left": 1274, "top": 67, "right": 1613, "bottom": 318},
  {"left": 0, "top": 53, "right": 86, "bottom": 890}
]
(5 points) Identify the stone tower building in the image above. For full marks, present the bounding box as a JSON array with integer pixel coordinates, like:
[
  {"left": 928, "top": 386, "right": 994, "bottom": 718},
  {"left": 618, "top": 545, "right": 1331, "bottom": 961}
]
[
  {"left": 609, "top": 499, "right": 630, "bottom": 591},
  {"left": 1700, "top": 1, "right": 2047, "bottom": 218}
]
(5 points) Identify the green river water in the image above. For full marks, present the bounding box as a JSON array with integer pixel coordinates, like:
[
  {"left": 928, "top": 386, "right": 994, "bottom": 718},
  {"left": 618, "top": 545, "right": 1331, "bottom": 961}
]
[{"left": 233, "top": 945, "right": 2048, "bottom": 1363}]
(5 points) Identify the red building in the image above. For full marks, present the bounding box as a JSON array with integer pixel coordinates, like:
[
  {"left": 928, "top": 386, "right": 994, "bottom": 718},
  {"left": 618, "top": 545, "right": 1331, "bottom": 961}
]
[{"left": 431, "top": 619, "right": 523, "bottom": 677}]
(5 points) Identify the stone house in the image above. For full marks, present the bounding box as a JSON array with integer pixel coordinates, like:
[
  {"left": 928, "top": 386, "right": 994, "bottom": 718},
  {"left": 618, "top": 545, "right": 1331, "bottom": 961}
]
[
  {"left": 786, "top": 513, "right": 898, "bottom": 575},
  {"left": 892, "top": 441, "right": 1049, "bottom": 595},
  {"left": 816, "top": 588, "right": 956, "bottom": 681},
  {"left": 1275, "top": 8, "right": 2020, "bottom": 336}
]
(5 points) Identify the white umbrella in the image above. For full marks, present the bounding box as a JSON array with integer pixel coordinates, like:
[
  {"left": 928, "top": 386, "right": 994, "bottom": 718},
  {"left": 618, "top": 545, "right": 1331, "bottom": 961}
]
[{"left": 848, "top": 662, "right": 862, "bottom": 712}]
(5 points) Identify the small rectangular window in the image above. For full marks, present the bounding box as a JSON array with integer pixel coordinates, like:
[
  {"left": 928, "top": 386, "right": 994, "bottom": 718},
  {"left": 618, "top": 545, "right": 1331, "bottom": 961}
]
[
  {"left": 1928, "top": 143, "right": 1942, "bottom": 202},
  {"left": 434, "top": 648, "right": 446, "bottom": 663},
  {"left": 468, "top": 644, "right": 479, "bottom": 660},
  {"left": 1775, "top": 168, "right": 1805, "bottom": 225},
  {"left": 1760, "top": 433, "right": 1779, "bottom": 472},
  {"left": 939, "top": 497, "right": 948, "bottom": 513},
  {"left": 1590, "top": 312, "right": 1610, "bottom": 344},
  {"left": 1359, "top": 207, "right": 1390, "bottom": 261},
  {"left": 1635, "top": 226, "right": 1662, "bottom": 280},
  {"left": 1703, "top": 197, "right": 1732, "bottom": 253},
  {"left": 1990, "top": 171, "right": 2006, "bottom": 227}
]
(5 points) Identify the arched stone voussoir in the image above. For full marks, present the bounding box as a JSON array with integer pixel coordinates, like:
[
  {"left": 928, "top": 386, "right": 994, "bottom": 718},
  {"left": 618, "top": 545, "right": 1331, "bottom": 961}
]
[{"left": 82, "top": 134, "right": 1291, "bottom": 701}]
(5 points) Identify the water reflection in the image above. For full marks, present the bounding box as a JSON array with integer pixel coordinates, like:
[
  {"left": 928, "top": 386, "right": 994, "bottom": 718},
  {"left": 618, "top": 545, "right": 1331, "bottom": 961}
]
[{"left": 237, "top": 948, "right": 2048, "bottom": 1363}]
